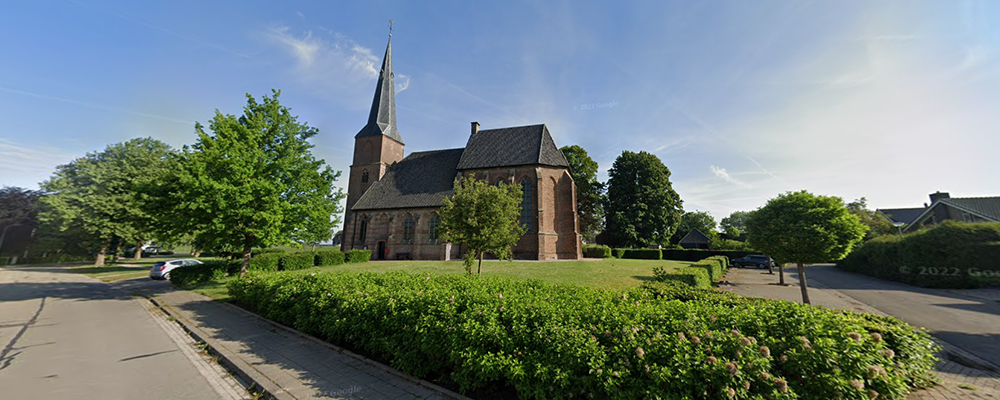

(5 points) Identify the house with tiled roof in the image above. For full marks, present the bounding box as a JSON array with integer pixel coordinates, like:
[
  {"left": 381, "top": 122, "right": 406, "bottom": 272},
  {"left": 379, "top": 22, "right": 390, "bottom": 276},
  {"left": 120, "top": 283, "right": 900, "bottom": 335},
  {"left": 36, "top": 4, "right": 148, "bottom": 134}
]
[
  {"left": 340, "top": 36, "right": 582, "bottom": 261},
  {"left": 878, "top": 192, "right": 1000, "bottom": 233},
  {"left": 678, "top": 229, "right": 712, "bottom": 250}
]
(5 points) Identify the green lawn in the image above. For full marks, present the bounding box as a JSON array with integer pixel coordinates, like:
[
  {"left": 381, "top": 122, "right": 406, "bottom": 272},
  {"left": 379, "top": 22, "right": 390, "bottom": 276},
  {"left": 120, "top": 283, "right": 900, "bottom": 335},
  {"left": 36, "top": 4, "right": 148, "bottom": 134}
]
[{"left": 302, "top": 258, "right": 690, "bottom": 289}]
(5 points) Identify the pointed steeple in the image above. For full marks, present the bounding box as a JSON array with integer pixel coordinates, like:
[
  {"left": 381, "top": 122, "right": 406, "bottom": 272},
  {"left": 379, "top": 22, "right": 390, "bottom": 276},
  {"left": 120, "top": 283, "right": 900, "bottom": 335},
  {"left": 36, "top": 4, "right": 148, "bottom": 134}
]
[{"left": 355, "top": 34, "right": 403, "bottom": 144}]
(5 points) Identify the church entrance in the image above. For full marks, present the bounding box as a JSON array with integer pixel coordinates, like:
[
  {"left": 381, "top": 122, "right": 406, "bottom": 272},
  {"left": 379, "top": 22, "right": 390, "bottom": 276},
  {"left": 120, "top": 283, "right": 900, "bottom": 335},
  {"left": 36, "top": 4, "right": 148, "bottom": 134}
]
[{"left": 377, "top": 241, "right": 386, "bottom": 260}]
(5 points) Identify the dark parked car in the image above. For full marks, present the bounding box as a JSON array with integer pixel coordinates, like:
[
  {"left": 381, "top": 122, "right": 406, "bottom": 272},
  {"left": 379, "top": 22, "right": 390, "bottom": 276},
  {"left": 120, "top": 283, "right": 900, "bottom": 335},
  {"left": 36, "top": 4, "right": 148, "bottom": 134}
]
[{"left": 732, "top": 255, "right": 774, "bottom": 269}]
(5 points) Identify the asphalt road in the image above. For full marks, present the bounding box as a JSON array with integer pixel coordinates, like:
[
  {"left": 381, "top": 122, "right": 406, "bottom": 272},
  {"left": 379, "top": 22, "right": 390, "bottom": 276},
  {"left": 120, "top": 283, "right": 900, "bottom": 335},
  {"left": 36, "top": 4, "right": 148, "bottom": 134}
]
[
  {"left": 804, "top": 265, "right": 1000, "bottom": 368},
  {"left": 0, "top": 264, "right": 222, "bottom": 400}
]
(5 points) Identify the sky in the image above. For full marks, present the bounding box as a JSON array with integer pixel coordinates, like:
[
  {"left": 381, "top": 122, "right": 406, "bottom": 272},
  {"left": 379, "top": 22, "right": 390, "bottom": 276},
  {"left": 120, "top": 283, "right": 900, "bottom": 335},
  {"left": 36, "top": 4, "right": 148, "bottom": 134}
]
[{"left": 2, "top": 0, "right": 998, "bottom": 226}]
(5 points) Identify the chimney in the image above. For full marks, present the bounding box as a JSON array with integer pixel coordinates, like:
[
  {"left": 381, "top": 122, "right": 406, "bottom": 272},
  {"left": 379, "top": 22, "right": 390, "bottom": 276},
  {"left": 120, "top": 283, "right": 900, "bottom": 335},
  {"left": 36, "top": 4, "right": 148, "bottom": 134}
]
[
  {"left": 471, "top": 121, "right": 480, "bottom": 136},
  {"left": 929, "top": 191, "right": 950, "bottom": 204}
]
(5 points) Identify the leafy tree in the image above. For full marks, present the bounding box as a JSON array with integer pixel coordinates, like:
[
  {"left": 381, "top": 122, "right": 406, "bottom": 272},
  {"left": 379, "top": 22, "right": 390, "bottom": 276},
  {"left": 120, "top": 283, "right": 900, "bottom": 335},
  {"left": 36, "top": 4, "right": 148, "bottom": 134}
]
[
  {"left": 746, "top": 191, "right": 867, "bottom": 304},
  {"left": 439, "top": 175, "right": 526, "bottom": 275},
  {"left": 847, "top": 197, "right": 896, "bottom": 240},
  {"left": 720, "top": 211, "right": 751, "bottom": 240},
  {"left": 604, "top": 151, "right": 683, "bottom": 248},
  {"left": 671, "top": 210, "right": 717, "bottom": 244},
  {"left": 560, "top": 145, "right": 605, "bottom": 242},
  {"left": 39, "top": 138, "right": 177, "bottom": 266},
  {"left": 0, "top": 187, "right": 41, "bottom": 257},
  {"left": 170, "top": 90, "right": 344, "bottom": 277}
]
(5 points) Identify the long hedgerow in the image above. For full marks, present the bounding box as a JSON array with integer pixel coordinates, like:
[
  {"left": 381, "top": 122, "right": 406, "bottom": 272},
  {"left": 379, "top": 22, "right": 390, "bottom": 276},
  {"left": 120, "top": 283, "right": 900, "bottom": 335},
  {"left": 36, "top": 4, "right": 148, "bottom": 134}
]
[{"left": 229, "top": 272, "right": 938, "bottom": 399}]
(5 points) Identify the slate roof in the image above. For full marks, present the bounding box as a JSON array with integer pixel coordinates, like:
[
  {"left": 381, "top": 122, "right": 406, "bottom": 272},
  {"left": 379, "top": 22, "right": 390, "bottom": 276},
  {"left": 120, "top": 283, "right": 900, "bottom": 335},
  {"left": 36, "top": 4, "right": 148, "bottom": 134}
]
[
  {"left": 351, "top": 148, "right": 464, "bottom": 211},
  {"left": 878, "top": 207, "right": 925, "bottom": 225},
  {"left": 456, "top": 124, "right": 569, "bottom": 170},
  {"left": 940, "top": 197, "right": 1000, "bottom": 221},
  {"left": 355, "top": 37, "right": 403, "bottom": 144},
  {"left": 679, "top": 229, "right": 711, "bottom": 244}
]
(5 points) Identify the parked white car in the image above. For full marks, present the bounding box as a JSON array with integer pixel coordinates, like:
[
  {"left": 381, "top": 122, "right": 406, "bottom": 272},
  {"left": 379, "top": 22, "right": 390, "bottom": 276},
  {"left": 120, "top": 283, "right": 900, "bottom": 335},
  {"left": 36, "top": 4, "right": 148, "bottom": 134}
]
[{"left": 149, "top": 259, "right": 202, "bottom": 280}]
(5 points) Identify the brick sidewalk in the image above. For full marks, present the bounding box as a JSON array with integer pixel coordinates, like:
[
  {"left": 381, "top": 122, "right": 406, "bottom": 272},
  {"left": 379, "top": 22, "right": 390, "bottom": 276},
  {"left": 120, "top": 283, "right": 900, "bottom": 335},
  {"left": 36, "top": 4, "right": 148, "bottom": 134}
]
[
  {"left": 151, "top": 290, "right": 466, "bottom": 400},
  {"left": 722, "top": 267, "right": 1000, "bottom": 399}
]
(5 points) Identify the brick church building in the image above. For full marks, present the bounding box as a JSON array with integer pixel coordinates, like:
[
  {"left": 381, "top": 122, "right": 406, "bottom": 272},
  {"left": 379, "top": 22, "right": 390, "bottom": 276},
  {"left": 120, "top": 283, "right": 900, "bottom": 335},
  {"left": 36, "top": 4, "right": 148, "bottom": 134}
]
[{"left": 341, "top": 36, "right": 582, "bottom": 261}]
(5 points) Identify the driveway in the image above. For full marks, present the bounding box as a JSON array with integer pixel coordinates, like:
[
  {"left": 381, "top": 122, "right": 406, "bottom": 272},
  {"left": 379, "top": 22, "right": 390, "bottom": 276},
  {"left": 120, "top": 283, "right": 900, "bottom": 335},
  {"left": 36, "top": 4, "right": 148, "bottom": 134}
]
[
  {"left": 0, "top": 264, "right": 228, "bottom": 400},
  {"left": 724, "top": 265, "right": 1000, "bottom": 368}
]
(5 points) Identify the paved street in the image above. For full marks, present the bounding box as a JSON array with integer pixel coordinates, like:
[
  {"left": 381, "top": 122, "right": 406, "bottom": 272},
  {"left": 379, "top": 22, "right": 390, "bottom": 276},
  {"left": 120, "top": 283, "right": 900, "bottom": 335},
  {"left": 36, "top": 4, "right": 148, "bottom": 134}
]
[{"left": 0, "top": 264, "right": 232, "bottom": 400}]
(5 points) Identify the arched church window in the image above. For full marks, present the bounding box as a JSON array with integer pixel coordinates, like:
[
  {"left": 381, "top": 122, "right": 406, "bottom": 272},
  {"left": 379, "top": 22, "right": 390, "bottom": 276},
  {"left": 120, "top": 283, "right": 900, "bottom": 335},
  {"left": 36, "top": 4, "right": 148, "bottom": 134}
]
[
  {"left": 520, "top": 177, "right": 532, "bottom": 231},
  {"left": 429, "top": 213, "right": 440, "bottom": 241},
  {"left": 403, "top": 214, "right": 415, "bottom": 243},
  {"left": 359, "top": 216, "right": 369, "bottom": 243},
  {"left": 361, "top": 170, "right": 369, "bottom": 184}
]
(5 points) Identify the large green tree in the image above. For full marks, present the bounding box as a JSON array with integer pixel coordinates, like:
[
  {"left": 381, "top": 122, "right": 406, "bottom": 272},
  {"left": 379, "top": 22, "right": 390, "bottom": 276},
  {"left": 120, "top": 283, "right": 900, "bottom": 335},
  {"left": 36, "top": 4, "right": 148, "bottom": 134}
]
[
  {"left": 39, "top": 138, "right": 177, "bottom": 266},
  {"left": 560, "top": 145, "right": 605, "bottom": 242},
  {"left": 439, "top": 175, "right": 526, "bottom": 275},
  {"left": 720, "top": 210, "right": 751, "bottom": 240},
  {"left": 847, "top": 197, "right": 896, "bottom": 240},
  {"left": 671, "top": 210, "right": 717, "bottom": 244},
  {"left": 746, "top": 191, "right": 867, "bottom": 304},
  {"left": 171, "top": 90, "right": 344, "bottom": 276},
  {"left": 0, "top": 187, "right": 41, "bottom": 257},
  {"left": 604, "top": 151, "right": 683, "bottom": 248}
]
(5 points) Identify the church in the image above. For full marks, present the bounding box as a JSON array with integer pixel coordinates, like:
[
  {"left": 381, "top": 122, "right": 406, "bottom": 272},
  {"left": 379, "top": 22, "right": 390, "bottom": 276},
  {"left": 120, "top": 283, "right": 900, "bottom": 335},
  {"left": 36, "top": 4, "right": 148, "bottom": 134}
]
[{"left": 340, "top": 36, "right": 582, "bottom": 261}]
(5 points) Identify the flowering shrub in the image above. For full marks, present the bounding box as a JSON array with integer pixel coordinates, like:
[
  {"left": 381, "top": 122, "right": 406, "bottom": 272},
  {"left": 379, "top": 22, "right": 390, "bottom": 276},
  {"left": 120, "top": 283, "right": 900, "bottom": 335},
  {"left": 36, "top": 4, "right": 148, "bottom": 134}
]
[{"left": 229, "top": 271, "right": 938, "bottom": 399}]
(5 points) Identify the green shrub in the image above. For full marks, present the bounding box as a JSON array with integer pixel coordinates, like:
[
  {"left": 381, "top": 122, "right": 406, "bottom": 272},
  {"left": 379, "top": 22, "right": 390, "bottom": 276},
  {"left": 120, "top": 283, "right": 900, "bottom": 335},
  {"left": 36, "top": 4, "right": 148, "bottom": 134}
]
[
  {"left": 253, "top": 248, "right": 286, "bottom": 255},
  {"left": 315, "top": 250, "right": 346, "bottom": 266},
  {"left": 169, "top": 261, "right": 233, "bottom": 288},
  {"left": 345, "top": 249, "right": 371, "bottom": 263},
  {"left": 689, "top": 256, "right": 729, "bottom": 282},
  {"left": 653, "top": 266, "right": 711, "bottom": 288},
  {"left": 279, "top": 252, "right": 315, "bottom": 270},
  {"left": 611, "top": 248, "right": 626, "bottom": 258},
  {"left": 621, "top": 248, "right": 661, "bottom": 260},
  {"left": 661, "top": 249, "right": 755, "bottom": 262},
  {"left": 249, "top": 253, "right": 280, "bottom": 272},
  {"left": 840, "top": 221, "right": 1000, "bottom": 288},
  {"left": 582, "top": 244, "right": 612, "bottom": 258},
  {"left": 229, "top": 271, "right": 937, "bottom": 399}
]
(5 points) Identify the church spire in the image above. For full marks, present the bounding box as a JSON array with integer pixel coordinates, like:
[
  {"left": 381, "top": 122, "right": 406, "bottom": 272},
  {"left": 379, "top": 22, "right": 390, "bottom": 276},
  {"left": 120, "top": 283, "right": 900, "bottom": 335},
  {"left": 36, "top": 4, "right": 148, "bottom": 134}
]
[{"left": 355, "top": 28, "right": 403, "bottom": 144}]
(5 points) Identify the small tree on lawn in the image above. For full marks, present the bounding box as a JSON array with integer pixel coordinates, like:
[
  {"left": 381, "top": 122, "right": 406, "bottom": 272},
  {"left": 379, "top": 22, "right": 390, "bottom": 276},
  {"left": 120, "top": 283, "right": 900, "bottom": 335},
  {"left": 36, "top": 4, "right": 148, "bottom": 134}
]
[
  {"left": 439, "top": 175, "right": 526, "bottom": 275},
  {"left": 746, "top": 190, "right": 867, "bottom": 304}
]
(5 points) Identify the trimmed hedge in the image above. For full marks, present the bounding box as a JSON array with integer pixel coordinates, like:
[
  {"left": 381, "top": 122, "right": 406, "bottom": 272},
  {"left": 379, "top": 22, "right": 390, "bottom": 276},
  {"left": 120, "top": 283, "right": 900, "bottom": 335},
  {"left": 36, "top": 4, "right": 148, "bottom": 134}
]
[
  {"left": 315, "top": 250, "right": 346, "bottom": 266},
  {"left": 621, "top": 248, "right": 661, "bottom": 260},
  {"left": 612, "top": 248, "right": 626, "bottom": 258},
  {"left": 691, "top": 256, "right": 729, "bottom": 282},
  {"left": 345, "top": 249, "right": 372, "bottom": 263},
  {"left": 254, "top": 248, "right": 287, "bottom": 255},
  {"left": 653, "top": 266, "right": 711, "bottom": 288},
  {"left": 249, "top": 253, "right": 281, "bottom": 272},
  {"left": 169, "top": 260, "right": 236, "bottom": 287},
  {"left": 279, "top": 252, "right": 316, "bottom": 271},
  {"left": 229, "top": 271, "right": 938, "bottom": 399},
  {"left": 839, "top": 221, "right": 1000, "bottom": 288},
  {"left": 582, "top": 244, "right": 612, "bottom": 258},
  {"left": 661, "top": 249, "right": 755, "bottom": 262}
]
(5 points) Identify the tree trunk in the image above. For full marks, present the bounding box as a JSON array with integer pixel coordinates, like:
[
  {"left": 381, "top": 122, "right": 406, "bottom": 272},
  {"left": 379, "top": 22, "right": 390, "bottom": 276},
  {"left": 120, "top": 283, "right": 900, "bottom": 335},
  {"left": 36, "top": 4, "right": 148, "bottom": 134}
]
[
  {"left": 94, "top": 238, "right": 111, "bottom": 267},
  {"left": 797, "top": 262, "right": 811, "bottom": 305},
  {"left": 767, "top": 259, "right": 774, "bottom": 274},
  {"left": 238, "top": 238, "right": 253, "bottom": 279},
  {"left": 133, "top": 239, "right": 143, "bottom": 261},
  {"left": 477, "top": 250, "right": 484, "bottom": 275},
  {"left": 778, "top": 263, "right": 785, "bottom": 285},
  {"left": 311, "top": 244, "right": 316, "bottom": 252},
  {"left": 192, "top": 249, "right": 201, "bottom": 258}
]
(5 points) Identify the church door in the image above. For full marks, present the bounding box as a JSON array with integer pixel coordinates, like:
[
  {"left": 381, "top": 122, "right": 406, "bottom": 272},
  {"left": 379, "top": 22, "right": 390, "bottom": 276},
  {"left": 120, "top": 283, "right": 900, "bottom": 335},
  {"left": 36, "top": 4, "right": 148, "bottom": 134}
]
[{"left": 377, "top": 241, "right": 386, "bottom": 260}]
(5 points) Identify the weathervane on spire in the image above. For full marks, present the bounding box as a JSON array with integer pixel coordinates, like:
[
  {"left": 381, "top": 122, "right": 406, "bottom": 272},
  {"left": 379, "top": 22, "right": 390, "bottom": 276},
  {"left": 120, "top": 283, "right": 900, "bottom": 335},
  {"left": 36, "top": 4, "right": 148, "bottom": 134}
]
[{"left": 388, "top": 19, "right": 393, "bottom": 37}]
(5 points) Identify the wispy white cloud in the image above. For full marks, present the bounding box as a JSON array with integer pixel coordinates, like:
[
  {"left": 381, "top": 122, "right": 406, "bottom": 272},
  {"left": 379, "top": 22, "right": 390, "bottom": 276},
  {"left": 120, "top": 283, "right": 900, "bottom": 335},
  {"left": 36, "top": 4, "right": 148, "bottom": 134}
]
[
  {"left": 264, "top": 26, "right": 410, "bottom": 98},
  {"left": 0, "top": 140, "right": 77, "bottom": 188},
  {"left": 0, "top": 85, "right": 194, "bottom": 125},
  {"left": 709, "top": 165, "right": 750, "bottom": 187},
  {"left": 746, "top": 156, "right": 792, "bottom": 187}
]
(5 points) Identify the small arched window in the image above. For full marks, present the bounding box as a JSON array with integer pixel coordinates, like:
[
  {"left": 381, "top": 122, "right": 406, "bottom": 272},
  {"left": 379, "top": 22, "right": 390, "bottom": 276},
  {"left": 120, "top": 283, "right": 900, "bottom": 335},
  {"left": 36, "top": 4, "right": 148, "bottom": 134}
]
[
  {"left": 361, "top": 170, "right": 369, "bottom": 184},
  {"left": 520, "top": 177, "right": 532, "bottom": 231},
  {"left": 359, "top": 216, "right": 369, "bottom": 243},
  {"left": 403, "top": 214, "right": 415, "bottom": 243},
  {"left": 429, "top": 213, "right": 441, "bottom": 241}
]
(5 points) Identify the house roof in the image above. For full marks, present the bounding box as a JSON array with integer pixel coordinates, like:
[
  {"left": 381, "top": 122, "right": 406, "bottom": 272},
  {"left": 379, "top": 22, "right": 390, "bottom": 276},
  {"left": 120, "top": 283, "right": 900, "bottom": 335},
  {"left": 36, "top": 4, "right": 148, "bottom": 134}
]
[
  {"left": 355, "top": 37, "right": 403, "bottom": 145},
  {"left": 940, "top": 197, "right": 1000, "bottom": 221},
  {"left": 351, "top": 148, "right": 464, "bottom": 211},
  {"left": 679, "top": 229, "right": 711, "bottom": 244},
  {"left": 878, "top": 207, "right": 925, "bottom": 225},
  {"left": 456, "top": 124, "right": 569, "bottom": 170}
]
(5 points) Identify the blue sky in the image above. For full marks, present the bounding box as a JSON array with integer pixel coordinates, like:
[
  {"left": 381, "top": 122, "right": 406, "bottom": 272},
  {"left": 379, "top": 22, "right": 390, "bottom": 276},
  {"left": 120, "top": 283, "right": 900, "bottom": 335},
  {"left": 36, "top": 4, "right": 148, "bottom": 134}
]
[{"left": 2, "top": 1, "right": 998, "bottom": 225}]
